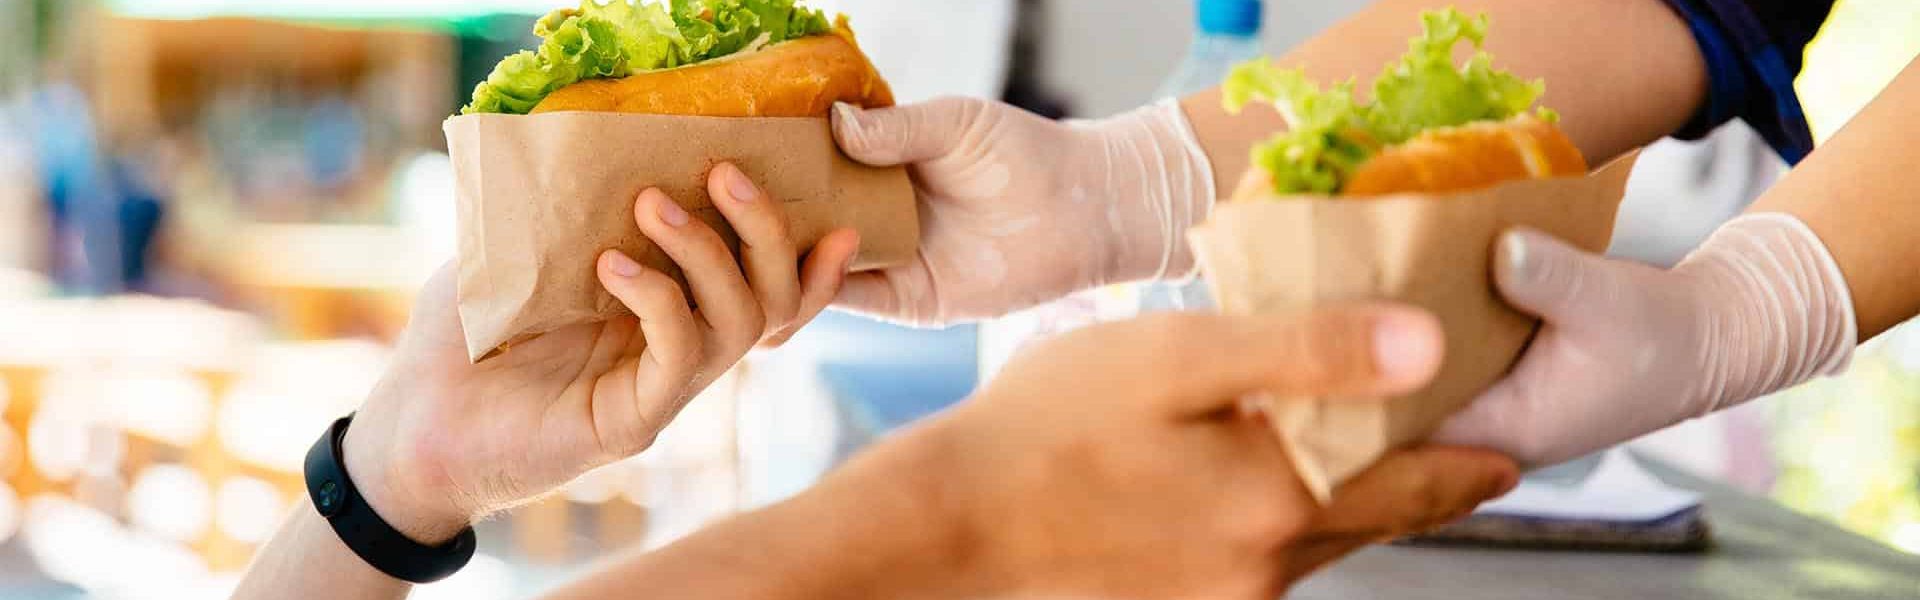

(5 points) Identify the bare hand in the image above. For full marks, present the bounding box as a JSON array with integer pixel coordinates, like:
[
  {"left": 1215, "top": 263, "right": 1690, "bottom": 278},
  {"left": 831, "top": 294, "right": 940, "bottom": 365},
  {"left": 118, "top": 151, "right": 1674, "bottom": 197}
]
[
  {"left": 341, "top": 163, "right": 860, "bottom": 542},
  {"left": 811, "top": 305, "right": 1519, "bottom": 598}
]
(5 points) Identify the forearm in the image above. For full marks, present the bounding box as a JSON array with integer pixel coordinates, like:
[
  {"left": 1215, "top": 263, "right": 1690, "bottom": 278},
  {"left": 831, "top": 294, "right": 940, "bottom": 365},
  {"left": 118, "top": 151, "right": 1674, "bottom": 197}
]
[
  {"left": 540, "top": 424, "right": 985, "bottom": 600},
  {"left": 240, "top": 482, "right": 906, "bottom": 600},
  {"left": 1182, "top": 0, "right": 1705, "bottom": 195},
  {"left": 1748, "top": 56, "right": 1920, "bottom": 340},
  {"left": 231, "top": 406, "right": 472, "bottom": 600},
  {"left": 231, "top": 498, "right": 412, "bottom": 600}
]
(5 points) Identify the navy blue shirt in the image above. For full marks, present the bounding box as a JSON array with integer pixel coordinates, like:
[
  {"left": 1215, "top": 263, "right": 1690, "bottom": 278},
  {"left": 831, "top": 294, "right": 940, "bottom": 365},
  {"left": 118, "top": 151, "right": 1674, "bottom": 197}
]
[{"left": 1660, "top": 0, "right": 1836, "bottom": 164}]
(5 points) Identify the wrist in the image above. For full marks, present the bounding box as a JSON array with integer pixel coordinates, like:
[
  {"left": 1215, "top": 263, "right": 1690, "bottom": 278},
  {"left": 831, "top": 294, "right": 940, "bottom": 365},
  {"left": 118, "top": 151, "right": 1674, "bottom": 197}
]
[
  {"left": 1678, "top": 213, "right": 1858, "bottom": 415},
  {"left": 585, "top": 424, "right": 986, "bottom": 600},
  {"left": 340, "top": 390, "right": 473, "bottom": 545},
  {"left": 1075, "top": 100, "right": 1218, "bottom": 286},
  {"left": 783, "top": 420, "right": 996, "bottom": 599}
]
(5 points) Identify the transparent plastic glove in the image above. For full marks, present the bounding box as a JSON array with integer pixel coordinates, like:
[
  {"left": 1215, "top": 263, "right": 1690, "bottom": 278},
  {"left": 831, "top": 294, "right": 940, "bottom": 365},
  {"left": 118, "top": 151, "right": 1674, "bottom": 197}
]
[
  {"left": 829, "top": 97, "right": 1215, "bottom": 327},
  {"left": 1433, "top": 213, "right": 1857, "bottom": 467}
]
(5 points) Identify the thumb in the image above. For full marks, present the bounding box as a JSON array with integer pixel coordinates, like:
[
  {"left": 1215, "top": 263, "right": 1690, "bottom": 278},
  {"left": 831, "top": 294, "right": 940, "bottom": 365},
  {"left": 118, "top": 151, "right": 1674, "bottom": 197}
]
[
  {"left": 1429, "top": 368, "right": 1540, "bottom": 461},
  {"left": 1285, "top": 447, "right": 1517, "bottom": 579},
  {"left": 833, "top": 271, "right": 905, "bottom": 319},
  {"left": 398, "top": 261, "right": 467, "bottom": 351},
  {"left": 1325, "top": 447, "right": 1518, "bottom": 536},
  {"left": 1492, "top": 228, "right": 1623, "bottom": 323},
  {"left": 832, "top": 270, "right": 950, "bottom": 328},
  {"left": 832, "top": 97, "right": 982, "bottom": 166}
]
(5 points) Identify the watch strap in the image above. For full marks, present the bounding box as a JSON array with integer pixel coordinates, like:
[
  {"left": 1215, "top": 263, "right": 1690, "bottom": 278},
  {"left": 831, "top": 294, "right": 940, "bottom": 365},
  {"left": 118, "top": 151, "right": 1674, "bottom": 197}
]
[{"left": 304, "top": 414, "right": 476, "bottom": 583}]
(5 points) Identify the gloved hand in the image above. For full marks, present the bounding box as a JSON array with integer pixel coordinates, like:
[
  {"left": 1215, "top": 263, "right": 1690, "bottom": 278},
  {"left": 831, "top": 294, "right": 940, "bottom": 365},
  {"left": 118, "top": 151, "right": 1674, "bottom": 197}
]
[
  {"left": 1433, "top": 213, "right": 1858, "bottom": 467},
  {"left": 829, "top": 97, "right": 1215, "bottom": 327}
]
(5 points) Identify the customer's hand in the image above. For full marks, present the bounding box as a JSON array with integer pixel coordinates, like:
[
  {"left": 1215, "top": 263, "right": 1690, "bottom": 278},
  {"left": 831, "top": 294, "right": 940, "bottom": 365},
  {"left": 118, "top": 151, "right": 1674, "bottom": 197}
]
[
  {"left": 341, "top": 163, "right": 860, "bottom": 544},
  {"left": 800, "top": 306, "right": 1519, "bottom": 598},
  {"left": 1434, "top": 214, "right": 1857, "bottom": 467},
  {"left": 828, "top": 97, "right": 1215, "bottom": 327}
]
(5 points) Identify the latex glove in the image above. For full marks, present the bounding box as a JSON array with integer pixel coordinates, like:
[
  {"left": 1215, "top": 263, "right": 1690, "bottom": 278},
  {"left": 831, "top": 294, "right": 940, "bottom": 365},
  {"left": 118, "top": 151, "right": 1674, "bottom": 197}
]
[
  {"left": 1433, "top": 213, "right": 1857, "bottom": 467},
  {"left": 829, "top": 97, "right": 1215, "bottom": 327}
]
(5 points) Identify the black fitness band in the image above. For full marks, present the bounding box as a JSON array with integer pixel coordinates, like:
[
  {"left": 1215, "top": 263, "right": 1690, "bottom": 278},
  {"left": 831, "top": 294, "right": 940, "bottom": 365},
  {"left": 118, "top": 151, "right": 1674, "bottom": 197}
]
[{"left": 304, "top": 414, "right": 476, "bottom": 583}]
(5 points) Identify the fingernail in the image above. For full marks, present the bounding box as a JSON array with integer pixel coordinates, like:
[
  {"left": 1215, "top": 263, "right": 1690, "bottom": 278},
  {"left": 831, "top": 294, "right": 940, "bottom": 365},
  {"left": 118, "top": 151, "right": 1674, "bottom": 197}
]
[
  {"left": 652, "top": 190, "right": 690, "bottom": 227},
  {"left": 842, "top": 232, "right": 861, "bottom": 272},
  {"left": 832, "top": 101, "right": 861, "bottom": 128},
  {"left": 605, "top": 250, "right": 643, "bottom": 277},
  {"left": 1372, "top": 311, "right": 1440, "bottom": 381},
  {"left": 1500, "top": 230, "right": 1533, "bottom": 283},
  {"left": 723, "top": 164, "right": 760, "bottom": 203}
]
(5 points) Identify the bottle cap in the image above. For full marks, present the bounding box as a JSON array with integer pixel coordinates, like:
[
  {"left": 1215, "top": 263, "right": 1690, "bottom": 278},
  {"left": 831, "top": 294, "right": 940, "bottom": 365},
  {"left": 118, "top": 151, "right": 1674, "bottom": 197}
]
[{"left": 1197, "top": 0, "right": 1261, "bottom": 37}]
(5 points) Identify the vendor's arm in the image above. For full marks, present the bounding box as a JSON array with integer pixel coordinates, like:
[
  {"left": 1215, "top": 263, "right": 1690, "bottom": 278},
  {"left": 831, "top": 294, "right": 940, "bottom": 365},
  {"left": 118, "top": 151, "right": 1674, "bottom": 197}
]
[
  {"left": 1747, "top": 56, "right": 1920, "bottom": 338},
  {"left": 1436, "top": 58, "right": 1920, "bottom": 467},
  {"left": 1184, "top": 0, "right": 1708, "bottom": 197}
]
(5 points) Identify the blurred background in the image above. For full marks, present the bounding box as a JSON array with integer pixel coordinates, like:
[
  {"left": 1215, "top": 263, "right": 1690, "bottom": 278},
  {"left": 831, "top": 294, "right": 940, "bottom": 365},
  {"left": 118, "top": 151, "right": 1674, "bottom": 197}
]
[{"left": 0, "top": 0, "right": 1915, "bottom": 598}]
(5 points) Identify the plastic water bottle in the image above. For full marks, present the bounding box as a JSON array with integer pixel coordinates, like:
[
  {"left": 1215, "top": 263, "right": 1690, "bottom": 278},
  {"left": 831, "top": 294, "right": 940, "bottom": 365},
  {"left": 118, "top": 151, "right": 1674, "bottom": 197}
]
[
  {"left": 1138, "top": 0, "right": 1263, "bottom": 312},
  {"left": 1155, "top": 0, "right": 1265, "bottom": 100}
]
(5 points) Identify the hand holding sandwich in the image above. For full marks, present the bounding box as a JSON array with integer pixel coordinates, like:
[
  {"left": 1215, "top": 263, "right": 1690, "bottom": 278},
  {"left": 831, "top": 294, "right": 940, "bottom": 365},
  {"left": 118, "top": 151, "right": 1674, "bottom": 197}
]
[
  {"left": 1436, "top": 56, "right": 1920, "bottom": 467},
  {"left": 233, "top": 166, "right": 858, "bottom": 600},
  {"left": 540, "top": 306, "right": 1517, "bottom": 600},
  {"left": 449, "top": 0, "right": 909, "bottom": 359},
  {"left": 1431, "top": 216, "right": 1856, "bottom": 467},
  {"left": 829, "top": 97, "right": 1215, "bottom": 327}
]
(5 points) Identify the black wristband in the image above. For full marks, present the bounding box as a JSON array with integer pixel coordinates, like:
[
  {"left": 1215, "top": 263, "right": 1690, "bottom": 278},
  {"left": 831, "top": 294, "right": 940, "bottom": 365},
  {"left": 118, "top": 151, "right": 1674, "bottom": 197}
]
[{"left": 304, "top": 414, "right": 476, "bottom": 584}]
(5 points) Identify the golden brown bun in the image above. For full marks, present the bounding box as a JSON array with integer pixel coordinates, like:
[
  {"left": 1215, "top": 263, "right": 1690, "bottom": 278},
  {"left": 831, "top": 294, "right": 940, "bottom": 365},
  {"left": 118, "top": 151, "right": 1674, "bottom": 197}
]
[
  {"left": 1342, "top": 115, "right": 1587, "bottom": 197},
  {"left": 1231, "top": 115, "right": 1588, "bottom": 201},
  {"left": 531, "top": 24, "right": 893, "bottom": 117}
]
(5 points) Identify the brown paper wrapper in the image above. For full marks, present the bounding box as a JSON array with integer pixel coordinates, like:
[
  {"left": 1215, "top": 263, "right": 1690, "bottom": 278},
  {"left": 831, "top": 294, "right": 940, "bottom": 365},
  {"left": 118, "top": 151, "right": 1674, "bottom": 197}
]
[
  {"left": 1188, "top": 152, "right": 1640, "bottom": 503},
  {"left": 446, "top": 112, "right": 919, "bottom": 362}
]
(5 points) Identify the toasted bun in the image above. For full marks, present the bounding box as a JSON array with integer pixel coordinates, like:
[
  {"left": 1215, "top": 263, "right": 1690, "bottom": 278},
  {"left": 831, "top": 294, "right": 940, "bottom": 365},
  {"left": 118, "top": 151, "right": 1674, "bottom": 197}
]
[
  {"left": 1230, "top": 115, "right": 1587, "bottom": 201},
  {"left": 531, "top": 25, "right": 893, "bottom": 117},
  {"left": 1341, "top": 115, "right": 1587, "bottom": 197}
]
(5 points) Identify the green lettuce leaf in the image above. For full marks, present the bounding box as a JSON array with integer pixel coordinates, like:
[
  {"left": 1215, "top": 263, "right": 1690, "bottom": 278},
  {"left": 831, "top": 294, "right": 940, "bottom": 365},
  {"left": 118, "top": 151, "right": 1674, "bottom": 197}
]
[
  {"left": 1365, "top": 10, "right": 1543, "bottom": 144},
  {"left": 462, "top": 0, "right": 836, "bottom": 115},
  {"left": 1221, "top": 8, "right": 1549, "bottom": 195},
  {"left": 1222, "top": 60, "right": 1373, "bottom": 195}
]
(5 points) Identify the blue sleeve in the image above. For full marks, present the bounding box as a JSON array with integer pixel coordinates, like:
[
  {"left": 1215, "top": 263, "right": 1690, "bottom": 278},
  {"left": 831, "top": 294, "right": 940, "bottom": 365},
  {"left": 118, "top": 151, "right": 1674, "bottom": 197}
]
[{"left": 1659, "top": 0, "right": 1835, "bottom": 164}]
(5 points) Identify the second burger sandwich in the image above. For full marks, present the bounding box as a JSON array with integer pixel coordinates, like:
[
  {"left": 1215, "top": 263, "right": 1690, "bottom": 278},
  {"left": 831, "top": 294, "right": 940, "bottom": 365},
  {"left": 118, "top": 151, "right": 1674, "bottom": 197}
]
[{"left": 1189, "top": 9, "right": 1636, "bottom": 503}]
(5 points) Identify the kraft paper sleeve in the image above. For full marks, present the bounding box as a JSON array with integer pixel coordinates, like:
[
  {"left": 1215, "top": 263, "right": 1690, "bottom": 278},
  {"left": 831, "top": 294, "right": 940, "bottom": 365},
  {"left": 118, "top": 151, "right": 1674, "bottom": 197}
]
[
  {"left": 446, "top": 112, "right": 919, "bottom": 362},
  {"left": 1189, "top": 151, "right": 1640, "bottom": 503}
]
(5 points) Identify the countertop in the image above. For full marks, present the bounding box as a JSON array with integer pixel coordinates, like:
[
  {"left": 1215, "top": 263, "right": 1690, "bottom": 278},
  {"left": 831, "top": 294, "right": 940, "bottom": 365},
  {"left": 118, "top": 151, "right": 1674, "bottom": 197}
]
[{"left": 1294, "top": 458, "right": 1920, "bottom": 599}]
